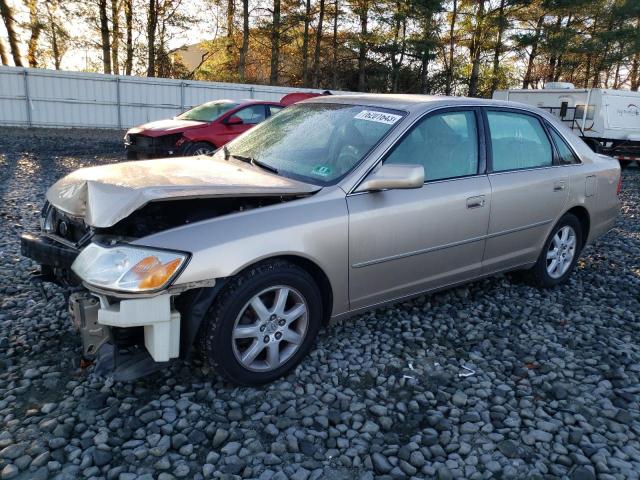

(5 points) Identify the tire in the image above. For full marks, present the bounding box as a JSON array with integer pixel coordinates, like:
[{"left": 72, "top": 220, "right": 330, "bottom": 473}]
[
  {"left": 527, "top": 213, "right": 582, "bottom": 288},
  {"left": 198, "top": 260, "right": 323, "bottom": 385},
  {"left": 182, "top": 141, "right": 216, "bottom": 156}
]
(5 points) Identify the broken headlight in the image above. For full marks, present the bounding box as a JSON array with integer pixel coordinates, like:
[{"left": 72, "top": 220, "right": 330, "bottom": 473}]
[
  {"left": 71, "top": 243, "right": 188, "bottom": 292},
  {"left": 41, "top": 202, "right": 55, "bottom": 232}
]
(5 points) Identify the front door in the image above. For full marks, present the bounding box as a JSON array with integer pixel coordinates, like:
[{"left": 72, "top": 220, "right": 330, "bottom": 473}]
[
  {"left": 482, "top": 109, "right": 569, "bottom": 273},
  {"left": 221, "top": 105, "right": 267, "bottom": 144},
  {"left": 347, "top": 109, "right": 491, "bottom": 310}
]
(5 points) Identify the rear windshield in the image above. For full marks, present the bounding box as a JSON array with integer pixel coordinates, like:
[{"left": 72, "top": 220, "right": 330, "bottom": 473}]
[{"left": 177, "top": 101, "right": 239, "bottom": 122}]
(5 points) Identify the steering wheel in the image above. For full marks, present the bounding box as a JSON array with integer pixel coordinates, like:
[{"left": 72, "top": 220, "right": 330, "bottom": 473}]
[{"left": 334, "top": 145, "right": 363, "bottom": 176}]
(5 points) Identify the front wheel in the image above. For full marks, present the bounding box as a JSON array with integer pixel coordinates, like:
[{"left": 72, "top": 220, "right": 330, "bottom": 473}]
[
  {"left": 528, "top": 213, "right": 582, "bottom": 288},
  {"left": 182, "top": 141, "right": 216, "bottom": 156},
  {"left": 198, "top": 261, "right": 323, "bottom": 385}
]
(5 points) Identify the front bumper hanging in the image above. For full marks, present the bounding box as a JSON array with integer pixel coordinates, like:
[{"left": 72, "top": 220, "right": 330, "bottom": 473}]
[{"left": 20, "top": 233, "right": 79, "bottom": 269}]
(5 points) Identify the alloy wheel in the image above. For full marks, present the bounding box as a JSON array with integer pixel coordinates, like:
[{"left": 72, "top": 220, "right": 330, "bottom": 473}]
[
  {"left": 194, "top": 147, "right": 214, "bottom": 156},
  {"left": 546, "top": 225, "right": 577, "bottom": 279},
  {"left": 231, "top": 286, "right": 308, "bottom": 372}
]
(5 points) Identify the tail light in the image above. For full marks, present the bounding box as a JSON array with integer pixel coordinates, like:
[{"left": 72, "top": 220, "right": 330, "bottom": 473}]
[{"left": 617, "top": 175, "right": 622, "bottom": 196}]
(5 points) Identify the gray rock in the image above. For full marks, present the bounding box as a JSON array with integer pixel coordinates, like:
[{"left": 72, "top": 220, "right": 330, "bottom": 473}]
[
  {"left": 551, "top": 383, "right": 568, "bottom": 400},
  {"left": 409, "top": 450, "right": 426, "bottom": 468},
  {"left": 263, "top": 453, "right": 282, "bottom": 465},
  {"left": 530, "top": 430, "right": 553, "bottom": 443},
  {"left": 212, "top": 429, "right": 229, "bottom": 448},
  {"left": 92, "top": 449, "right": 112, "bottom": 467},
  {"left": 174, "top": 463, "right": 190, "bottom": 477},
  {"left": 221, "top": 442, "right": 241, "bottom": 456},
  {"left": 571, "top": 466, "right": 596, "bottom": 480},
  {"left": 369, "top": 405, "right": 387, "bottom": 417},
  {"left": 0, "top": 464, "right": 18, "bottom": 480},
  {"left": 172, "top": 433, "right": 188, "bottom": 450},
  {"left": 0, "top": 445, "right": 24, "bottom": 460},
  {"left": 23, "top": 368, "right": 40, "bottom": 379},
  {"left": 497, "top": 440, "right": 519, "bottom": 458},
  {"left": 452, "top": 391, "right": 468, "bottom": 407},
  {"left": 460, "top": 423, "right": 479, "bottom": 434},
  {"left": 437, "top": 466, "right": 453, "bottom": 480},
  {"left": 371, "top": 453, "right": 392, "bottom": 474}
]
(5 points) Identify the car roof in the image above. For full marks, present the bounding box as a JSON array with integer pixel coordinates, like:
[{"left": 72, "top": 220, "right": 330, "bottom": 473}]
[
  {"left": 204, "top": 99, "right": 280, "bottom": 107},
  {"left": 303, "top": 93, "right": 543, "bottom": 115},
  {"left": 235, "top": 99, "right": 281, "bottom": 106}
]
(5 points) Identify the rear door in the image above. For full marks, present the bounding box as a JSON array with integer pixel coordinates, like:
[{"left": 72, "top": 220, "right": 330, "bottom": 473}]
[
  {"left": 482, "top": 108, "right": 569, "bottom": 274},
  {"left": 347, "top": 108, "right": 492, "bottom": 309},
  {"left": 268, "top": 105, "right": 285, "bottom": 117}
]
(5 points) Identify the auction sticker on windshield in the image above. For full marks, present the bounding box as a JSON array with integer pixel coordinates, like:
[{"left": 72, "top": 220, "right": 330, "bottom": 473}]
[{"left": 354, "top": 110, "right": 402, "bottom": 125}]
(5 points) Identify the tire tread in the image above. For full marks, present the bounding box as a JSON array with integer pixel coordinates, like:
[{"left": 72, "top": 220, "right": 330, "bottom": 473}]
[{"left": 198, "top": 260, "right": 320, "bottom": 385}]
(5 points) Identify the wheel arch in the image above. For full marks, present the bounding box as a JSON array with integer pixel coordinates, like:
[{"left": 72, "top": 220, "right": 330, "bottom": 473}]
[
  {"left": 183, "top": 139, "right": 218, "bottom": 152},
  {"left": 281, "top": 255, "right": 333, "bottom": 324},
  {"left": 232, "top": 254, "right": 334, "bottom": 325},
  {"left": 564, "top": 205, "right": 590, "bottom": 250}
]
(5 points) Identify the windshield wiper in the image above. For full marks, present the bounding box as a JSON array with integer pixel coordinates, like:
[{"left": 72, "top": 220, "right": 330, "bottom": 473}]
[
  {"left": 227, "top": 151, "right": 279, "bottom": 174},
  {"left": 251, "top": 158, "right": 279, "bottom": 174},
  {"left": 229, "top": 152, "right": 254, "bottom": 163}
]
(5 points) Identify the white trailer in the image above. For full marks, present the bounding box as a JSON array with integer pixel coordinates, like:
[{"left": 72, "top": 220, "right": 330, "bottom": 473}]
[{"left": 493, "top": 84, "right": 640, "bottom": 167}]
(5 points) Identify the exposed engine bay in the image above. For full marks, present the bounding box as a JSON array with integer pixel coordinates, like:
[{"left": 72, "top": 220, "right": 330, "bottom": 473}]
[
  {"left": 35, "top": 193, "right": 306, "bottom": 283},
  {"left": 103, "top": 196, "right": 291, "bottom": 239}
]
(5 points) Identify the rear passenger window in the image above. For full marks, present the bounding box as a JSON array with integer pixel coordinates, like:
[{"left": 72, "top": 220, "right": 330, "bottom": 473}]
[
  {"left": 385, "top": 111, "right": 478, "bottom": 181},
  {"left": 235, "top": 105, "right": 266, "bottom": 124},
  {"left": 549, "top": 128, "right": 580, "bottom": 165},
  {"left": 487, "top": 111, "right": 552, "bottom": 172},
  {"left": 269, "top": 105, "right": 284, "bottom": 116}
]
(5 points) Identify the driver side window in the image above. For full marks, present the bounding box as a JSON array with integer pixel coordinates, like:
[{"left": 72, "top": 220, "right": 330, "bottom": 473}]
[{"left": 385, "top": 110, "right": 479, "bottom": 182}]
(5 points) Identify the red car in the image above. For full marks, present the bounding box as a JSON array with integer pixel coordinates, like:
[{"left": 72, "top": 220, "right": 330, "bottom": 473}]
[
  {"left": 123, "top": 92, "right": 327, "bottom": 159},
  {"left": 124, "top": 100, "right": 285, "bottom": 159}
]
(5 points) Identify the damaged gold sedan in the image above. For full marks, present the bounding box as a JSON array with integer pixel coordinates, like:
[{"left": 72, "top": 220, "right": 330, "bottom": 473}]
[{"left": 21, "top": 95, "right": 620, "bottom": 385}]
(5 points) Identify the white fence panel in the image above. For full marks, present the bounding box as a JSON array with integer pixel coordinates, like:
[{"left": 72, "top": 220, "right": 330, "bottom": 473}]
[
  {"left": 0, "top": 68, "right": 28, "bottom": 125},
  {"left": 0, "top": 66, "right": 352, "bottom": 129}
]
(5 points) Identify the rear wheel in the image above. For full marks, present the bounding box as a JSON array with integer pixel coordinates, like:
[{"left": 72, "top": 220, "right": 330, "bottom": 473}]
[
  {"left": 198, "top": 260, "right": 323, "bottom": 385},
  {"left": 528, "top": 213, "right": 582, "bottom": 288},
  {"left": 182, "top": 141, "right": 216, "bottom": 156}
]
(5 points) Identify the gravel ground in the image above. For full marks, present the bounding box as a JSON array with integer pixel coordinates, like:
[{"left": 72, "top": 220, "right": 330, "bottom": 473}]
[{"left": 0, "top": 127, "right": 639, "bottom": 480}]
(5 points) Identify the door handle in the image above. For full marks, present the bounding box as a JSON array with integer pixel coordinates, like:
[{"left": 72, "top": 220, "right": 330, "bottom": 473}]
[
  {"left": 466, "top": 195, "right": 486, "bottom": 209},
  {"left": 553, "top": 181, "right": 566, "bottom": 191}
]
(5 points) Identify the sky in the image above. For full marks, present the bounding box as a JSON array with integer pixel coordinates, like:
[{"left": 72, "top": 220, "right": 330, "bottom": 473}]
[{"left": 0, "top": 0, "right": 214, "bottom": 72}]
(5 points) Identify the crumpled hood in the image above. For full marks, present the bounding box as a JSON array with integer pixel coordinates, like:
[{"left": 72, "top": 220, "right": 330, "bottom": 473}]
[
  {"left": 46, "top": 157, "right": 320, "bottom": 228},
  {"left": 128, "top": 119, "right": 207, "bottom": 136}
]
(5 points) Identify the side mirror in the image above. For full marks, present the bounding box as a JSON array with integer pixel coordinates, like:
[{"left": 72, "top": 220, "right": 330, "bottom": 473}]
[
  {"left": 226, "top": 116, "right": 244, "bottom": 125},
  {"left": 355, "top": 164, "right": 424, "bottom": 193}
]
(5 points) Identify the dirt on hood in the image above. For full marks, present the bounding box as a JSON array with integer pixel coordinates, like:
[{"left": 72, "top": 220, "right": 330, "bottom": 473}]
[{"left": 46, "top": 156, "right": 320, "bottom": 228}]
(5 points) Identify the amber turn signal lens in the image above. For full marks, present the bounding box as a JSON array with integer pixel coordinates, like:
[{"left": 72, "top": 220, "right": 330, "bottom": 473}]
[{"left": 133, "top": 257, "right": 182, "bottom": 289}]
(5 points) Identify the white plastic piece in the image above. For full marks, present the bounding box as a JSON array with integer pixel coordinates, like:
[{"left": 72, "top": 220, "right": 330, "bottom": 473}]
[{"left": 97, "top": 294, "right": 180, "bottom": 362}]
